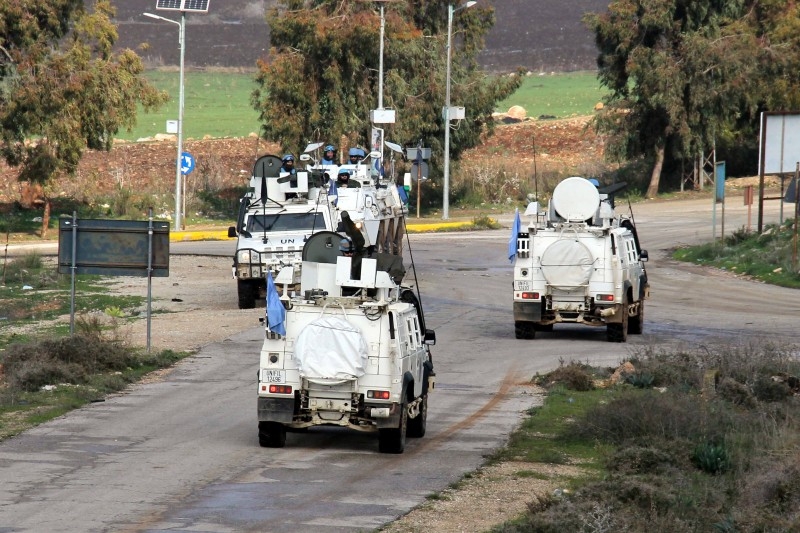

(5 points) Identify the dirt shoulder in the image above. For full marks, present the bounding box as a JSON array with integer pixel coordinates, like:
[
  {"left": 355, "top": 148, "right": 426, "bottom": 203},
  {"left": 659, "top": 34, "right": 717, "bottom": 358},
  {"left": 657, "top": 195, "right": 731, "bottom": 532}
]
[{"left": 98, "top": 255, "right": 263, "bottom": 353}]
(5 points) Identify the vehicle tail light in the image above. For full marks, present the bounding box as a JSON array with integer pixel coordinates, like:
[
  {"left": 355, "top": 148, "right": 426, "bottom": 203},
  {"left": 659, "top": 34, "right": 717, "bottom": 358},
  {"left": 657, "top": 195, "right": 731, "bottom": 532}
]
[
  {"left": 596, "top": 294, "right": 614, "bottom": 302},
  {"left": 521, "top": 292, "right": 540, "bottom": 299},
  {"left": 367, "top": 390, "right": 391, "bottom": 400},
  {"left": 268, "top": 385, "right": 293, "bottom": 394}
]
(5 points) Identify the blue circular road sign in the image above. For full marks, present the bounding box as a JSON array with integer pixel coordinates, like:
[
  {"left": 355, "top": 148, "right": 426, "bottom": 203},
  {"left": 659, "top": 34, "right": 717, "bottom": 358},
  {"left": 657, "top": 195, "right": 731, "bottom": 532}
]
[{"left": 180, "top": 152, "right": 195, "bottom": 175}]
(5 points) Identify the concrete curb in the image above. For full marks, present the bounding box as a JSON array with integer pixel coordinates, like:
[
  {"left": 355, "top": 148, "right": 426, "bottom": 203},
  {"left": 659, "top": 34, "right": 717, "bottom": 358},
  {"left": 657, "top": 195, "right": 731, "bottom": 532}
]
[
  {"left": 169, "top": 220, "right": 479, "bottom": 242},
  {"left": 2, "top": 219, "right": 502, "bottom": 253}
]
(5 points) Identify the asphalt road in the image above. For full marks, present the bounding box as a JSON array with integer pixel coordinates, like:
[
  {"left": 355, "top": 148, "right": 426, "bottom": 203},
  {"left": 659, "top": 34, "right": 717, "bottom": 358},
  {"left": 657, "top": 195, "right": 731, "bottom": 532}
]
[{"left": 1, "top": 196, "right": 798, "bottom": 532}]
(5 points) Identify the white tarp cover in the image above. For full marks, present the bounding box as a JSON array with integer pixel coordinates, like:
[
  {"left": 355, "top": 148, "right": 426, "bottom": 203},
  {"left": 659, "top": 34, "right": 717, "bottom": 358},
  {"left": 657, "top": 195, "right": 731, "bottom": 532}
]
[
  {"left": 294, "top": 316, "right": 369, "bottom": 380},
  {"left": 540, "top": 239, "right": 595, "bottom": 290}
]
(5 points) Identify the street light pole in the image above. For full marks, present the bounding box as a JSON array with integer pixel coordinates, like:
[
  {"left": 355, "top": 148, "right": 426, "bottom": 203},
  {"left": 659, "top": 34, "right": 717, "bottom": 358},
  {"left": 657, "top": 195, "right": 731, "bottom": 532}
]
[
  {"left": 143, "top": 12, "right": 185, "bottom": 231},
  {"left": 442, "top": 1, "right": 475, "bottom": 220},
  {"left": 177, "top": 12, "right": 186, "bottom": 230},
  {"left": 378, "top": 2, "right": 385, "bottom": 110}
]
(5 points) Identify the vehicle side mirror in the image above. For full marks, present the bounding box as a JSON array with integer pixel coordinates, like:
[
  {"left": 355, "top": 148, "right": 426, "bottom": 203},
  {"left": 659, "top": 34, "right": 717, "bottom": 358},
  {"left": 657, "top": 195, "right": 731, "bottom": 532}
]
[
  {"left": 424, "top": 329, "right": 436, "bottom": 345},
  {"left": 640, "top": 249, "right": 648, "bottom": 262},
  {"left": 228, "top": 226, "right": 237, "bottom": 238}
]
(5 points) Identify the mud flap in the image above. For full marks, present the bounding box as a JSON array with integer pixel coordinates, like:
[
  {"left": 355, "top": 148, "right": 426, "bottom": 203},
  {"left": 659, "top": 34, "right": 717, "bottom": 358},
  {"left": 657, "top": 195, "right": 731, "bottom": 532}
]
[
  {"left": 513, "top": 300, "right": 542, "bottom": 322},
  {"left": 258, "top": 397, "right": 295, "bottom": 423}
]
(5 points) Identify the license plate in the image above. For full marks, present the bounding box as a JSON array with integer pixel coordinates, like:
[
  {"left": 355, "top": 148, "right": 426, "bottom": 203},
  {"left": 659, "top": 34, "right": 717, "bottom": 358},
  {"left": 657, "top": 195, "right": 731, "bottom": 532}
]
[
  {"left": 515, "top": 280, "right": 531, "bottom": 291},
  {"left": 264, "top": 370, "right": 284, "bottom": 383}
]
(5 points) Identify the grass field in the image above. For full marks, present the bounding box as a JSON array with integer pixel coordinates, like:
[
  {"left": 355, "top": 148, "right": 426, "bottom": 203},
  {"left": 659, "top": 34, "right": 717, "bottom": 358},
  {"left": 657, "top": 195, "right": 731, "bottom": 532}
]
[
  {"left": 494, "top": 71, "right": 606, "bottom": 118},
  {"left": 121, "top": 70, "right": 262, "bottom": 141},
  {"left": 118, "top": 70, "right": 606, "bottom": 141}
]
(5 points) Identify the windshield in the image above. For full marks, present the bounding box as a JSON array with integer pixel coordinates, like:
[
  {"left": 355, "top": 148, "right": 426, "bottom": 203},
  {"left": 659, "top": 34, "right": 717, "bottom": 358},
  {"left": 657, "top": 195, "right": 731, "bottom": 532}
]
[{"left": 246, "top": 212, "right": 325, "bottom": 233}]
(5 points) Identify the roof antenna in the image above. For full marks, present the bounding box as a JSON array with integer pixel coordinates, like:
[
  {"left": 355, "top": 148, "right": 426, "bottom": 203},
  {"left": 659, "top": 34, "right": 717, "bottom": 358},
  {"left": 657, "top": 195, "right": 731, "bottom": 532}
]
[{"left": 532, "top": 133, "right": 538, "bottom": 200}]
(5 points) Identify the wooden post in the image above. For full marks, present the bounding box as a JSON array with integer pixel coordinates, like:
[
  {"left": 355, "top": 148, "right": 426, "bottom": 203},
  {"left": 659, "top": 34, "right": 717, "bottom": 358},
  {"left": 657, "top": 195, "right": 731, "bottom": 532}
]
[{"left": 744, "top": 185, "right": 753, "bottom": 231}]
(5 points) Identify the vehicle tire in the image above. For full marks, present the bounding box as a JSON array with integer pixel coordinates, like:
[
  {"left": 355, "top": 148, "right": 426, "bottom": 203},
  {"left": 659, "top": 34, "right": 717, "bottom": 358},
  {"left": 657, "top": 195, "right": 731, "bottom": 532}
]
[
  {"left": 378, "top": 400, "right": 408, "bottom": 453},
  {"left": 628, "top": 300, "right": 644, "bottom": 335},
  {"left": 258, "top": 421, "right": 286, "bottom": 448},
  {"left": 238, "top": 280, "right": 257, "bottom": 309},
  {"left": 606, "top": 296, "right": 629, "bottom": 343},
  {"left": 514, "top": 321, "right": 535, "bottom": 339},
  {"left": 407, "top": 394, "right": 427, "bottom": 438}
]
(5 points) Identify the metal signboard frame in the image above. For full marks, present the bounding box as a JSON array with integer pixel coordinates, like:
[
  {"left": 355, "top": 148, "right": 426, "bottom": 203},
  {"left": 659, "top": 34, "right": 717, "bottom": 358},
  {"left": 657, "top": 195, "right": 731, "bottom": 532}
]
[{"left": 57, "top": 213, "right": 170, "bottom": 351}]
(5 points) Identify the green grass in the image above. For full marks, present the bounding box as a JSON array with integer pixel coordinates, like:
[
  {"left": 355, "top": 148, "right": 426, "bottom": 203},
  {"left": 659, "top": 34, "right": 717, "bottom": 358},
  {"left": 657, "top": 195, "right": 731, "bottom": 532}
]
[
  {"left": 0, "top": 254, "right": 147, "bottom": 350},
  {"left": 120, "top": 70, "right": 261, "bottom": 141},
  {"left": 673, "top": 222, "right": 800, "bottom": 288},
  {"left": 493, "top": 385, "right": 614, "bottom": 469},
  {"left": 494, "top": 71, "right": 606, "bottom": 118}
]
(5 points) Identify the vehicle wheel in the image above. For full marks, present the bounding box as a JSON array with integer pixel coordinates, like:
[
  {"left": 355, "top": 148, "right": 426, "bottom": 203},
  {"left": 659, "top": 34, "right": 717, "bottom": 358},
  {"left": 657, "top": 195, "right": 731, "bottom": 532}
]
[
  {"left": 628, "top": 300, "right": 644, "bottom": 335},
  {"left": 606, "top": 297, "right": 629, "bottom": 343},
  {"left": 258, "top": 421, "right": 286, "bottom": 448},
  {"left": 238, "top": 280, "right": 257, "bottom": 309},
  {"left": 514, "top": 321, "right": 535, "bottom": 339},
  {"left": 407, "top": 395, "right": 427, "bottom": 438},
  {"left": 378, "top": 401, "right": 407, "bottom": 453}
]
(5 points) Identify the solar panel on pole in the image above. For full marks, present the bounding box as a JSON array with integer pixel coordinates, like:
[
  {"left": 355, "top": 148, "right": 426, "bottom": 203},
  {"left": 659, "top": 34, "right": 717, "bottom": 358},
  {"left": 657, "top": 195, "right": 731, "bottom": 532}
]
[
  {"left": 150, "top": 0, "right": 211, "bottom": 228},
  {"left": 156, "top": 0, "right": 210, "bottom": 12}
]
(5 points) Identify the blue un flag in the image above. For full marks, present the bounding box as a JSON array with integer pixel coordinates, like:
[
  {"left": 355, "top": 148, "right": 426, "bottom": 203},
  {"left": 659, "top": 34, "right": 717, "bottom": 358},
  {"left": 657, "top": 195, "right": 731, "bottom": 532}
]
[
  {"left": 508, "top": 209, "right": 521, "bottom": 263},
  {"left": 266, "top": 271, "right": 286, "bottom": 336},
  {"left": 328, "top": 178, "right": 338, "bottom": 206}
]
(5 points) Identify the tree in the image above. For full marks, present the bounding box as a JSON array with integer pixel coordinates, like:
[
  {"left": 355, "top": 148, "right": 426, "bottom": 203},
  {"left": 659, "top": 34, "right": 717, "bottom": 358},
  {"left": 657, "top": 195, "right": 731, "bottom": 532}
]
[
  {"left": 0, "top": 0, "right": 167, "bottom": 235},
  {"left": 585, "top": 0, "right": 800, "bottom": 197},
  {"left": 252, "top": 1, "right": 521, "bottom": 185}
]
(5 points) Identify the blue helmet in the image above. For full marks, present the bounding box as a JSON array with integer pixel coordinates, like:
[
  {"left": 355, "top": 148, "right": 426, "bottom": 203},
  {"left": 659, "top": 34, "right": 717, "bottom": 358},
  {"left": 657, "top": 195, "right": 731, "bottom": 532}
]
[
  {"left": 324, "top": 145, "right": 335, "bottom": 152},
  {"left": 588, "top": 178, "right": 600, "bottom": 187},
  {"left": 282, "top": 154, "right": 294, "bottom": 162},
  {"left": 338, "top": 168, "right": 351, "bottom": 176},
  {"left": 348, "top": 147, "right": 364, "bottom": 158}
]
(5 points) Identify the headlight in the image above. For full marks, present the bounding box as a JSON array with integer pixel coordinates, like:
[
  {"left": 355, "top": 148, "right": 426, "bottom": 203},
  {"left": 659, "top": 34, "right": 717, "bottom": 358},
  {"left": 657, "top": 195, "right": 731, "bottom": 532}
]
[{"left": 237, "top": 250, "right": 252, "bottom": 263}]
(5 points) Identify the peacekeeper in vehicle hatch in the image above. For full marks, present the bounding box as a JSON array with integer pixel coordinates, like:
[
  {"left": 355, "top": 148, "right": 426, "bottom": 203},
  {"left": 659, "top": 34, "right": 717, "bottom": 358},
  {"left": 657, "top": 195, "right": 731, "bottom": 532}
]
[
  {"left": 348, "top": 147, "right": 366, "bottom": 165},
  {"left": 321, "top": 145, "right": 336, "bottom": 166},
  {"left": 336, "top": 168, "right": 352, "bottom": 188},
  {"left": 280, "top": 154, "right": 296, "bottom": 175}
]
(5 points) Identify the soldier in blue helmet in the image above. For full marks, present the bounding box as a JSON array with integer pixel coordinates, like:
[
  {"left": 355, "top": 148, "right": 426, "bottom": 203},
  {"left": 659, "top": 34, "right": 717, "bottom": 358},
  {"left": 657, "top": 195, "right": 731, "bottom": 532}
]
[
  {"left": 348, "top": 147, "right": 366, "bottom": 165},
  {"left": 280, "top": 154, "right": 296, "bottom": 175},
  {"left": 339, "top": 237, "right": 354, "bottom": 256},
  {"left": 336, "top": 168, "right": 352, "bottom": 188},
  {"left": 321, "top": 145, "right": 336, "bottom": 166}
]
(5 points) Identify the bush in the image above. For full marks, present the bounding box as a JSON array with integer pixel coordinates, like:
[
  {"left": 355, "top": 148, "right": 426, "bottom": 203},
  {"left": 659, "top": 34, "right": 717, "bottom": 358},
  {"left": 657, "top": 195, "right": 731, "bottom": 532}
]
[
  {"left": 716, "top": 377, "right": 756, "bottom": 408},
  {"left": 625, "top": 371, "right": 655, "bottom": 389},
  {"left": 692, "top": 441, "right": 732, "bottom": 474},
  {"left": 606, "top": 445, "right": 680, "bottom": 475},
  {"left": 543, "top": 362, "right": 595, "bottom": 391},
  {"left": 1, "top": 334, "right": 138, "bottom": 392},
  {"left": 510, "top": 341, "right": 800, "bottom": 532},
  {"left": 752, "top": 376, "right": 792, "bottom": 402},
  {"left": 566, "top": 389, "right": 737, "bottom": 447}
]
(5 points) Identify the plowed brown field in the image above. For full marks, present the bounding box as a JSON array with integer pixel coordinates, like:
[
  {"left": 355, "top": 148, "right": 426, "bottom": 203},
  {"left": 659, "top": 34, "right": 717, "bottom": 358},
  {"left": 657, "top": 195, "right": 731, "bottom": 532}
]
[{"left": 0, "top": 117, "right": 599, "bottom": 209}]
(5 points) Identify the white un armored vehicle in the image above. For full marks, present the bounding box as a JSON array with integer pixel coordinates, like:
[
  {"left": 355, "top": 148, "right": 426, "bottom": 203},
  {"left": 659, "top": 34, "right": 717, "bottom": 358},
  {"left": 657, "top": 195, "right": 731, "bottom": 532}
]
[
  {"left": 256, "top": 229, "right": 435, "bottom": 453},
  {"left": 511, "top": 177, "right": 649, "bottom": 342},
  {"left": 229, "top": 147, "right": 407, "bottom": 308}
]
